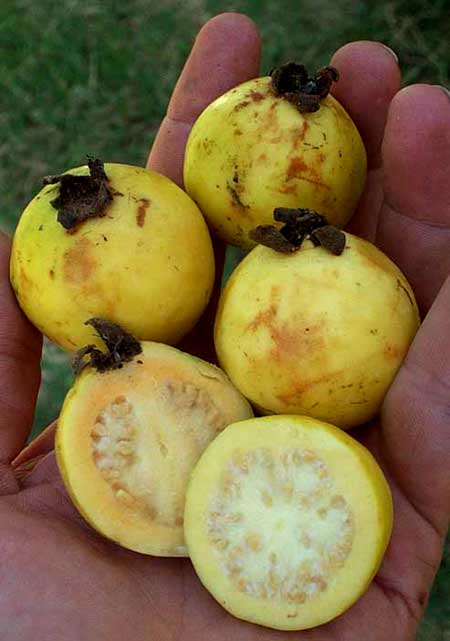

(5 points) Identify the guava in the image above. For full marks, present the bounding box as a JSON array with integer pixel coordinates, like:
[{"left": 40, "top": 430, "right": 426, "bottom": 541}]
[
  {"left": 183, "top": 63, "right": 367, "bottom": 249},
  {"left": 55, "top": 320, "right": 253, "bottom": 556},
  {"left": 10, "top": 159, "right": 215, "bottom": 351},
  {"left": 214, "top": 221, "right": 420, "bottom": 428},
  {"left": 184, "top": 415, "right": 393, "bottom": 630}
]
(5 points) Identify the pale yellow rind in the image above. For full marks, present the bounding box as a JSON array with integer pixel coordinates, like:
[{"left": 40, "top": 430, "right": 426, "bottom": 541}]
[
  {"left": 184, "top": 415, "right": 393, "bottom": 631},
  {"left": 214, "top": 234, "right": 420, "bottom": 428},
  {"left": 184, "top": 76, "right": 367, "bottom": 249},
  {"left": 10, "top": 163, "right": 215, "bottom": 351},
  {"left": 56, "top": 342, "right": 253, "bottom": 556}
]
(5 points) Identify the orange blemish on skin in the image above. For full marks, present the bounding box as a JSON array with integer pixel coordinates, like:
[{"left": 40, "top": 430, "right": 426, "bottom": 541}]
[
  {"left": 278, "top": 184, "right": 297, "bottom": 195},
  {"left": 292, "top": 122, "right": 309, "bottom": 149},
  {"left": 247, "top": 305, "right": 277, "bottom": 332},
  {"left": 277, "top": 368, "right": 340, "bottom": 407},
  {"left": 246, "top": 285, "right": 325, "bottom": 364},
  {"left": 282, "top": 150, "right": 330, "bottom": 191},
  {"left": 279, "top": 175, "right": 329, "bottom": 192},
  {"left": 277, "top": 382, "right": 310, "bottom": 406},
  {"left": 383, "top": 344, "right": 402, "bottom": 360},
  {"left": 63, "top": 237, "right": 97, "bottom": 284},
  {"left": 19, "top": 267, "right": 36, "bottom": 295},
  {"left": 286, "top": 157, "right": 309, "bottom": 180},
  {"left": 269, "top": 135, "right": 283, "bottom": 144}
]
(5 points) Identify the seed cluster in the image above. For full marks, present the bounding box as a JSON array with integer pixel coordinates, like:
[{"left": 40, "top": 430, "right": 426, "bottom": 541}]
[
  {"left": 91, "top": 395, "right": 140, "bottom": 509},
  {"left": 91, "top": 383, "right": 226, "bottom": 528},
  {"left": 207, "top": 447, "right": 354, "bottom": 603},
  {"left": 165, "top": 379, "right": 225, "bottom": 438}
]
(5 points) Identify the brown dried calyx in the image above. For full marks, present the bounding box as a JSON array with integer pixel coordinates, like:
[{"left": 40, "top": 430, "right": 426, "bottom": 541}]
[
  {"left": 73, "top": 319, "right": 142, "bottom": 375},
  {"left": 43, "top": 158, "right": 113, "bottom": 230},
  {"left": 270, "top": 62, "right": 339, "bottom": 113},
  {"left": 248, "top": 208, "right": 346, "bottom": 255}
]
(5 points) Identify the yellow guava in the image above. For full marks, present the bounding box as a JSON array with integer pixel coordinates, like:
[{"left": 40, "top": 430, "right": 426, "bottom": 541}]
[
  {"left": 10, "top": 161, "right": 215, "bottom": 351},
  {"left": 214, "top": 233, "right": 420, "bottom": 428},
  {"left": 184, "top": 415, "right": 393, "bottom": 630},
  {"left": 56, "top": 338, "right": 253, "bottom": 556},
  {"left": 183, "top": 73, "right": 367, "bottom": 249}
]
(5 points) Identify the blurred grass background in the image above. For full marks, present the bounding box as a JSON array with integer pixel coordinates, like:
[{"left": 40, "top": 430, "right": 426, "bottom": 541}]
[{"left": 0, "top": 1, "right": 449, "bottom": 637}]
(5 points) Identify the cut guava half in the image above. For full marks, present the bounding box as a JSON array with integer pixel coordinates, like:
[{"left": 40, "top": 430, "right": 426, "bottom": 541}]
[
  {"left": 184, "top": 415, "right": 392, "bottom": 630},
  {"left": 56, "top": 341, "right": 253, "bottom": 556}
]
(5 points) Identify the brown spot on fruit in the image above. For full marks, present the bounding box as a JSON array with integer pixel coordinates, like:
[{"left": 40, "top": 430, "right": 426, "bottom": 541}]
[
  {"left": 63, "top": 237, "right": 97, "bottom": 284},
  {"left": 234, "top": 100, "right": 250, "bottom": 112},
  {"left": 202, "top": 139, "right": 215, "bottom": 154},
  {"left": 383, "top": 344, "right": 402, "bottom": 360},
  {"left": 136, "top": 198, "right": 150, "bottom": 227},
  {"left": 396, "top": 278, "right": 415, "bottom": 308},
  {"left": 249, "top": 90, "right": 265, "bottom": 102},
  {"left": 49, "top": 270, "right": 55, "bottom": 279},
  {"left": 227, "top": 183, "right": 249, "bottom": 212}
]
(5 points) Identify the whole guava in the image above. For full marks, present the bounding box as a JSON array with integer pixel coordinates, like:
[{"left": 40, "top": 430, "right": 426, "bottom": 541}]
[
  {"left": 214, "top": 233, "right": 420, "bottom": 428},
  {"left": 10, "top": 161, "right": 215, "bottom": 351},
  {"left": 184, "top": 65, "right": 367, "bottom": 249}
]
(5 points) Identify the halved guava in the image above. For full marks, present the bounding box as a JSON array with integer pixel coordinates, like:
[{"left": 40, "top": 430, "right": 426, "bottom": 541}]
[
  {"left": 56, "top": 341, "right": 253, "bottom": 556},
  {"left": 184, "top": 415, "right": 393, "bottom": 630}
]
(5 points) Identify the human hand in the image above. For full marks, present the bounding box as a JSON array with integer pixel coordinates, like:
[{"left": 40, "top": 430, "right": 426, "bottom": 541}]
[{"left": 2, "top": 12, "right": 449, "bottom": 641}]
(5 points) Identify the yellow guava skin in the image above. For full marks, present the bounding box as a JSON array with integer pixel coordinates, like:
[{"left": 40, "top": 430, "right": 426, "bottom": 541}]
[
  {"left": 10, "top": 163, "right": 215, "bottom": 351},
  {"left": 183, "top": 76, "right": 367, "bottom": 249},
  {"left": 184, "top": 415, "right": 393, "bottom": 630},
  {"left": 214, "top": 234, "right": 420, "bottom": 428},
  {"left": 55, "top": 341, "right": 253, "bottom": 557}
]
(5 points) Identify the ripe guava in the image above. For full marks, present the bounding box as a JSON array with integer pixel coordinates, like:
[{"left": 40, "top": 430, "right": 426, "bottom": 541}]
[
  {"left": 10, "top": 160, "right": 215, "bottom": 351},
  {"left": 184, "top": 64, "right": 366, "bottom": 249},
  {"left": 214, "top": 228, "right": 420, "bottom": 428}
]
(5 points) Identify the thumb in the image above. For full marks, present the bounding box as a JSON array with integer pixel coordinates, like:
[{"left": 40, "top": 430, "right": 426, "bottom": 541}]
[{"left": 0, "top": 232, "right": 42, "bottom": 464}]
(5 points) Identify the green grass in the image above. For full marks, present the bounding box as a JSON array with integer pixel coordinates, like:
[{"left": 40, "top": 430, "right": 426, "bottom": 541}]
[{"left": 1, "top": 1, "right": 449, "bottom": 637}]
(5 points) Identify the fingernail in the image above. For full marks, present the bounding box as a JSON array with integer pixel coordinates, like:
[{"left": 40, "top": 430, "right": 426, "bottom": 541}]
[
  {"left": 380, "top": 43, "right": 399, "bottom": 65},
  {"left": 434, "top": 85, "right": 450, "bottom": 102}
]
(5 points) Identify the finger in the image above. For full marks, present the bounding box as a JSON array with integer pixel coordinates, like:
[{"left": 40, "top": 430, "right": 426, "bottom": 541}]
[
  {"left": 147, "top": 12, "right": 261, "bottom": 186},
  {"left": 0, "top": 232, "right": 42, "bottom": 463},
  {"left": 376, "top": 85, "right": 450, "bottom": 312},
  {"left": 331, "top": 41, "right": 401, "bottom": 169},
  {"left": 382, "top": 275, "right": 450, "bottom": 537},
  {"left": 12, "top": 420, "right": 57, "bottom": 469},
  {"left": 330, "top": 42, "right": 401, "bottom": 242}
]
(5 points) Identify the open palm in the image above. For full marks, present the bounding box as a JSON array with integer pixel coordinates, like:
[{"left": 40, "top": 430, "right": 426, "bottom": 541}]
[{"left": 1, "top": 13, "right": 449, "bottom": 641}]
